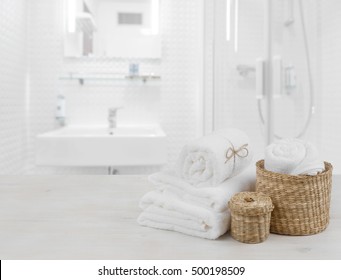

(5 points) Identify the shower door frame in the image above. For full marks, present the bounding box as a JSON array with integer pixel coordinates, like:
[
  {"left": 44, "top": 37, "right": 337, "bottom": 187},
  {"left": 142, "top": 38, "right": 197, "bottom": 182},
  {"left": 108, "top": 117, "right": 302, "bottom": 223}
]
[{"left": 203, "top": 0, "right": 274, "bottom": 144}]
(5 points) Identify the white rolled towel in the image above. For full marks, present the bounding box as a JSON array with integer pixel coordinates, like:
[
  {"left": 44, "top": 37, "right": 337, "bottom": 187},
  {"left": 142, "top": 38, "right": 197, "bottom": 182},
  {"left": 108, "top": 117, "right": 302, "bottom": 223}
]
[
  {"left": 137, "top": 190, "right": 230, "bottom": 240},
  {"left": 176, "top": 128, "right": 253, "bottom": 188},
  {"left": 264, "top": 138, "right": 325, "bottom": 175},
  {"left": 149, "top": 166, "right": 256, "bottom": 212}
]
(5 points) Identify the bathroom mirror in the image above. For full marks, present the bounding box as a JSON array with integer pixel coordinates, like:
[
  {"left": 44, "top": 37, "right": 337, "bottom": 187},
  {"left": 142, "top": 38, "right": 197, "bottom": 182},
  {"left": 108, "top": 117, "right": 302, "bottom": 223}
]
[{"left": 63, "top": 0, "right": 161, "bottom": 58}]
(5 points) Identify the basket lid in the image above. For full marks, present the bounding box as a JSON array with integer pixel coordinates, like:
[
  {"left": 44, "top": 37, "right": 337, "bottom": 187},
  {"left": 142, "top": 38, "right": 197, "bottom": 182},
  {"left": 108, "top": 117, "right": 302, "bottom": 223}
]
[{"left": 228, "top": 191, "right": 274, "bottom": 216}]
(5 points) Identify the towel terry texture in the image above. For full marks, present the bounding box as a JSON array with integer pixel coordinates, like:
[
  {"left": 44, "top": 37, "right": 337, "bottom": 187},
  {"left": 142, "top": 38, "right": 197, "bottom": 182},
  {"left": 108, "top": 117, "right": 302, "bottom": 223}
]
[
  {"left": 176, "top": 128, "right": 253, "bottom": 188},
  {"left": 138, "top": 190, "right": 230, "bottom": 239},
  {"left": 138, "top": 128, "right": 255, "bottom": 239},
  {"left": 264, "top": 138, "right": 325, "bottom": 175},
  {"left": 148, "top": 167, "right": 256, "bottom": 212}
]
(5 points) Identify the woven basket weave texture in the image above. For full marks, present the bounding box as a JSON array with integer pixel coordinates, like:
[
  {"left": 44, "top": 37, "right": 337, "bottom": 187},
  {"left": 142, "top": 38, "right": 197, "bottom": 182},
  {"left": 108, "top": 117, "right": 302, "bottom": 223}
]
[
  {"left": 228, "top": 191, "right": 274, "bottom": 244},
  {"left": 256, "top": 160, "right": 333, "bottom": 236}
]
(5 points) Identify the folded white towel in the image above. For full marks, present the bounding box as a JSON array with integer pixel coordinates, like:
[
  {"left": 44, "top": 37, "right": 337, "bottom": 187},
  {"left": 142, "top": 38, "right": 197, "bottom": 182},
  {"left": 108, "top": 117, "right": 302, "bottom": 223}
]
[
  {"left": 149, "top": 166, "right": 256, "bottom": 212},
  {"left": 176, "top": 128, "right": 253, "bottom": 188},
  {"left": 264, "top": 138, "right": 325, "bottom": 175},
  {"left": 138, "top": 190, "right": 230, "bottom": 239},
  {"left": 138, "top": 169, "right": 255, "bottom": 239}
]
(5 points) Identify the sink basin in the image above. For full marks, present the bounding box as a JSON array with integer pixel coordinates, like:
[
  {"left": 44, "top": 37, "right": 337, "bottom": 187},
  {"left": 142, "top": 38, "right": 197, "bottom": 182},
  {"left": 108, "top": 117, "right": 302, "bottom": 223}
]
[{"left": 36, "top": 125, "right": 167, "bottom": 166}]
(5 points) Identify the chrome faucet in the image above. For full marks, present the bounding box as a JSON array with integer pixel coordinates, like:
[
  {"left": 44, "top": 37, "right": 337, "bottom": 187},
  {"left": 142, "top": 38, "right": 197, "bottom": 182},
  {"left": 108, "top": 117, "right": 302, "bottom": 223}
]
[{"left": 108, "top": 107, "right": 122, "bottom": 135}]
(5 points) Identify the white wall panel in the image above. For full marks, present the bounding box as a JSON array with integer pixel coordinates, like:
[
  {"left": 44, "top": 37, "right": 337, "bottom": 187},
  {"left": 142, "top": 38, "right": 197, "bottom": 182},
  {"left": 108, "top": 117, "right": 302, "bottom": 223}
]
[{"left": 0, "top": 0, "right": 28, "bottom": 174}]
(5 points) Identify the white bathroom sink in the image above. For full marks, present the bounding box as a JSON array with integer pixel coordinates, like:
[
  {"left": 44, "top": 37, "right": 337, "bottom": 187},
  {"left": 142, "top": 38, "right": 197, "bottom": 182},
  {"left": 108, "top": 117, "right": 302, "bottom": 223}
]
[{"left": 36, "top": 125, "right": 167, "bottom": 166}]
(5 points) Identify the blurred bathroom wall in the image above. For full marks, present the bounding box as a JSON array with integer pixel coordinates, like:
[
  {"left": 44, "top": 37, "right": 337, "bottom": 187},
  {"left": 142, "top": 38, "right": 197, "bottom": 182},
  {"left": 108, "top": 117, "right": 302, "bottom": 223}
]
[
  {"left": 319, "top": 0, "right": 341, "bottom": 173},
  {"left": 0, "top": 0, "right": 204, "bottom": 175},
  {"left": 1, "top": 0, "right": 341, "bottom": 174},
  {"left": 0, "top": 0, "right": 28, "bottom": 174}
]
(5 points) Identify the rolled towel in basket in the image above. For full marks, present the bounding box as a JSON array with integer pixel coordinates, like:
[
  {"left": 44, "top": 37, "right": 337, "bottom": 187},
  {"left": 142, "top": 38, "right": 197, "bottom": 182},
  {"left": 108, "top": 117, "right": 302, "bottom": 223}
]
[
  {"left": 138, "top": 190, "right": 230, "bottom": 239},
  {"left": 149, "top": 166, "right": 256, "bottom": 212},
  {"left": 176, "top": 128, "right": 253, "bottom": 188},
  {"left": 264, "top": 138, "right": 325, "bottom": 175}
]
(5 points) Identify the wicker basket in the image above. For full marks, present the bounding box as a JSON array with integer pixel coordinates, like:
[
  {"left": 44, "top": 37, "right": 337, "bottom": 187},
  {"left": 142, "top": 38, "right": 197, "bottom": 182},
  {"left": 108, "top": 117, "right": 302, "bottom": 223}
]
[
  {"left": 228, "top": 192, "right": 274, "bottom": 244},
  {"left": 256, "top": 160, "right": 333, "bottom": 236}
]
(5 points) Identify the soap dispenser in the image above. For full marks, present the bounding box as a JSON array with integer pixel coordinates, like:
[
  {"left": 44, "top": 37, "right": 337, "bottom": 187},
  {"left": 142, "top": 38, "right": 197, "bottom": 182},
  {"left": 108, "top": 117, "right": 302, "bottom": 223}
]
[{"left": 56, "top": 94, "right": 66, "bottom": 126}]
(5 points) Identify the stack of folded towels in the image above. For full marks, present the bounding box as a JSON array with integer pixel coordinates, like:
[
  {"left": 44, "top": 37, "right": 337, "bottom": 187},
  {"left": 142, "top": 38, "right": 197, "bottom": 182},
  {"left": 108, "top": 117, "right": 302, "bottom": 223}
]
[
  {"left": 137, "top": 128, "right": 255, "bottom": 239},
  {"left": 264, "top": 138, "right": 325, "bottom": 175}
]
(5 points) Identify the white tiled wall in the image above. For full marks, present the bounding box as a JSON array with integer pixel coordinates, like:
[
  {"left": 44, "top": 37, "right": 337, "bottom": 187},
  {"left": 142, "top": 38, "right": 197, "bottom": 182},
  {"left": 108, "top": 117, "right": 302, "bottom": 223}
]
[
  {"left": 320, "top": 0, "right": 341, "bottom": 173},
  {"left": 25, "top": 0, "right": 203, "bottom": 174},
  {"left": 0, "top": 0, "right": 28, "bottom": 174},
  {"left": 160, "top": 0, "right": 204, "bottom": 163}
]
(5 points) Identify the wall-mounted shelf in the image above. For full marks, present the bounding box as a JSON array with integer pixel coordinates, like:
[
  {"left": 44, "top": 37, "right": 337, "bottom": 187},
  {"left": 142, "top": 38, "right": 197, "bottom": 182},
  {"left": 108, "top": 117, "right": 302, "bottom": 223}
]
[{"left": 59, "top": 72, "right": 161, "bottom": 85}]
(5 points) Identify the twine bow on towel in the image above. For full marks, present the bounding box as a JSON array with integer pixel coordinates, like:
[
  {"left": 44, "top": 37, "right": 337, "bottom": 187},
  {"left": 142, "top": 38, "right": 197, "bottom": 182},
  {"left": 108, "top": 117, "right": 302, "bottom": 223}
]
[{"left": 225, "top": 143, "right": 249, "bottom": 164}]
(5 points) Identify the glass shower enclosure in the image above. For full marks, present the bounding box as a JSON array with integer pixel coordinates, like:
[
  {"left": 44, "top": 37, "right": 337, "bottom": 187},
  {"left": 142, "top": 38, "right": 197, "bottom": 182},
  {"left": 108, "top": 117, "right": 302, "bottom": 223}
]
[{"left": 205, "top": 0, "right": 320, "bottom": 160}]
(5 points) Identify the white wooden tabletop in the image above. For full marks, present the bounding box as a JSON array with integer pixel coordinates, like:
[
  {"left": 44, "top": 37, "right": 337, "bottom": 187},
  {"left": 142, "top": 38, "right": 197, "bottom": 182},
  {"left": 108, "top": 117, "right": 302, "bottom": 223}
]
[{"left": 0, "top": 175, "right": 340, "bottom": 260}]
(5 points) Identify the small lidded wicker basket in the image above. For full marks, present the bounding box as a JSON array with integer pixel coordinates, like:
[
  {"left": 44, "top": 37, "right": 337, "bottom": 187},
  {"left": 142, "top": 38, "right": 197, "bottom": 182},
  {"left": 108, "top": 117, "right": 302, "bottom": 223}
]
[
  {"left": 228, "top": 192, "right": 274, "bottom": 244},
  {"left": 256, "top": 160, "right": 333, "bottom": 236}
]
